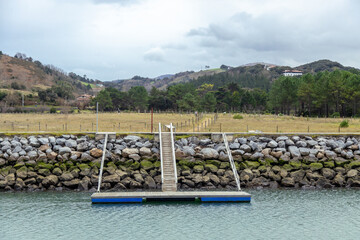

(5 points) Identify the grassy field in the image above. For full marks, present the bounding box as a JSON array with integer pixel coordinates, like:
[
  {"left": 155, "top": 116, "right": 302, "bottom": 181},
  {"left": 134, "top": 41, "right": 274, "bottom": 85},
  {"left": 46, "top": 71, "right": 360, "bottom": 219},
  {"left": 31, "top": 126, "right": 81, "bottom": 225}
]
[{"left": 0, "top": 112, "right": 358, "bottom": 133}]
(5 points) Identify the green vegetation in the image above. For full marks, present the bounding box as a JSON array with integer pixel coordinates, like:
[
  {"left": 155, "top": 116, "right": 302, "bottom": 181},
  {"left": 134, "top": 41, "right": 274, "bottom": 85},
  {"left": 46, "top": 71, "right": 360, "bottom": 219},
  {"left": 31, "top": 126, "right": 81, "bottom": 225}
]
[
  {"left": 269, "top": 70, "right": 360, "bottom": 117},
  {"left": 50, "top": 107, "right": 57, "bottom": 113},
  {"left": 339, "top": 120, "right": 349, "bottom": 128},
  {"left": 233, "top": 114, "right": 243, "bottom": 119}
]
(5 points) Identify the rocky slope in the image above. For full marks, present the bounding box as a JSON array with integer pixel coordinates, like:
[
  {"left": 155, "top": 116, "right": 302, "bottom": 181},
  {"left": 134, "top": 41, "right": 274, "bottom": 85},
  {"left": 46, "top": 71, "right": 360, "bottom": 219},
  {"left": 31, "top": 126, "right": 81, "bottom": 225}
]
[{"left": 1, "top": 134, "right": 360, "bottom": 192}]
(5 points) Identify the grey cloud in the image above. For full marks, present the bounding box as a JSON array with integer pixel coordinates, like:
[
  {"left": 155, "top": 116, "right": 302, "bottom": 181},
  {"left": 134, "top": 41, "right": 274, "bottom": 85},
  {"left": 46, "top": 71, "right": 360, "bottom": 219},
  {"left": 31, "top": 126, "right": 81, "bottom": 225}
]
[
  {"left": 91, "top": 0, "right": 141, "bottom": 5},
  {"left": 143, "top": 48, "right": 165, "bottom": 62}
]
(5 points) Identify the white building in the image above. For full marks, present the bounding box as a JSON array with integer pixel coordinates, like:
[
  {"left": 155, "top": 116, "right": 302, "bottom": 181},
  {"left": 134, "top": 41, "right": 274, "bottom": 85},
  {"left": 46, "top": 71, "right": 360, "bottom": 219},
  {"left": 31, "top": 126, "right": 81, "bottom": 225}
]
[{"left": 283, "top": 70, "right": 303, "bottom": 77}]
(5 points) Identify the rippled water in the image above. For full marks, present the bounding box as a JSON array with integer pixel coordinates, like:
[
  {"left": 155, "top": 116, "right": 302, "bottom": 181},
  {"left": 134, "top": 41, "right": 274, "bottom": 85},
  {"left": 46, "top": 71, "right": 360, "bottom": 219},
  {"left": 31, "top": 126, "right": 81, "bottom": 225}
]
[{"left": 1, "top": 189, "right": 360, "bottom": 240}]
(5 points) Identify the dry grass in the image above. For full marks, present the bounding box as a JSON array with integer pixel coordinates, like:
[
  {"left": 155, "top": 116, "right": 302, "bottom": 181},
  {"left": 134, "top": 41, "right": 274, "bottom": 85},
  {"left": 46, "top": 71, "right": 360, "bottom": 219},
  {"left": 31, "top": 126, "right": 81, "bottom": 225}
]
[
  {"left": 207, "top": 113, "right": 360, "bottom": 133},
  {"left": 0, "top": 112, "right": 213, "bottom": 133},
  {"left": 0, "top": 112, "right": 359, "bottom": 133}
]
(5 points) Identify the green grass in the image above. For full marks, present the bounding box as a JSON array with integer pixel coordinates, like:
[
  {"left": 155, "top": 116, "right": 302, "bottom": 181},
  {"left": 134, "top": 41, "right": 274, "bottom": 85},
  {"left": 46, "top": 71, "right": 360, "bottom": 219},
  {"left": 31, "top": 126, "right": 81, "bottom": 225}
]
[{"left": 80, "top": 81, "right": 97, "bottom": 89}]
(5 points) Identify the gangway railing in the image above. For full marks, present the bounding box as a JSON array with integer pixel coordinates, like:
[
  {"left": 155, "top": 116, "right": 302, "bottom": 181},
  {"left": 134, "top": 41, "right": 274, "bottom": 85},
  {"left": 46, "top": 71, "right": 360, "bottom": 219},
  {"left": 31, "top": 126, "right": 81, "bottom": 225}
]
[
  {"left": 159, "top": 123, "right": 164, "bottom": 184},
  {"left": 223, "top": 133, "right": 241, "bottom": 191},
  {"left": 170, "top": 123, "right": 178, "bottom": 185},
  {"left": 97, "top": 133, "right": 109, "bottom": 192}
]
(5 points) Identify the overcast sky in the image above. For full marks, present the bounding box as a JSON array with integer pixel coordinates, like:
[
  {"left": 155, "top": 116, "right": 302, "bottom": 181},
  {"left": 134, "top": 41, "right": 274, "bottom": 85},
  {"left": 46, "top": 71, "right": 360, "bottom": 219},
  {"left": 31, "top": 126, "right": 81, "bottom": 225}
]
[{"left": 1, "top": 0, "right": 360, "bottom": 81}]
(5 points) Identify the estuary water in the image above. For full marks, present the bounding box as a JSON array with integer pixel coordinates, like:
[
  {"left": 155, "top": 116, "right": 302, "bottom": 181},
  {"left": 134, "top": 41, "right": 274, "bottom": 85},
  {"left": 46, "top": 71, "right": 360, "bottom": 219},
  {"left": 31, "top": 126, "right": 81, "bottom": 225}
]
[{"left": 1, "top": 189, "right": 360, "bottom": 240}]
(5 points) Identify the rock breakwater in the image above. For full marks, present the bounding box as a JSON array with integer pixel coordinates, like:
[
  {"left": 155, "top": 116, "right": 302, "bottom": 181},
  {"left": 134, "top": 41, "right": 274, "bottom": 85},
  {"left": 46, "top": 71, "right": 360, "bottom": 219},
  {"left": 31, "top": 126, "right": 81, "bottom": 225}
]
[{"left": 1, "top": 134, "right": 360, "bottom": 191}]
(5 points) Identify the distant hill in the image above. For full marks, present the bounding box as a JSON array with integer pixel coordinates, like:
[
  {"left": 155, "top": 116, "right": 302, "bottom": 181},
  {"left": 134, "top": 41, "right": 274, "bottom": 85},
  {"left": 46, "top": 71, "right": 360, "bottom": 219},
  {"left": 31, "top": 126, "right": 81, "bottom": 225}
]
[
  {"left": 0, "top": 51, "right": 104, "bottom": 102},
  {"left": 296, "top": 59, "right": 360, "bottom": 74},
  {"left": 105, "top": 59, "right": 360, "bottom": 92},
  {"left": 105, "top": 68, "right": 225, "bottom": 91}
]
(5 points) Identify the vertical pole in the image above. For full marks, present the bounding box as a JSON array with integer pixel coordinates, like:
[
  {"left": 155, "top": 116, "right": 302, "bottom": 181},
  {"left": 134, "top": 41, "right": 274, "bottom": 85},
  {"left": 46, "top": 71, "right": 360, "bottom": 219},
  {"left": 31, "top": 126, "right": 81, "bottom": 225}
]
[
  {"left": 96, "top": 102, "right": 99, "bottom": 133},
  {"left": 308, "top": 126, "right": 309, "bottom": 133},
  {"left": 220, "top": 123, "right": 222, "bottom": 132},
  {"left": 22, "top": 93, "right": 24, "bottom": 107},
  {"left": 151, "top": 108, "right": 153, "bottom": 133},
  {"left": 39, "top": 122, "right": 40, "bottom": 131}
]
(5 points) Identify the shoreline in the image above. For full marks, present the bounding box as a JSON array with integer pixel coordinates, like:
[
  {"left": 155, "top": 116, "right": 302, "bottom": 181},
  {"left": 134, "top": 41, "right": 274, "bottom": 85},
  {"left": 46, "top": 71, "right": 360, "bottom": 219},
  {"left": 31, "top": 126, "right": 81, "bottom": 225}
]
[{"left": 1, "top": 133, "right": 360, "bottom": 192}]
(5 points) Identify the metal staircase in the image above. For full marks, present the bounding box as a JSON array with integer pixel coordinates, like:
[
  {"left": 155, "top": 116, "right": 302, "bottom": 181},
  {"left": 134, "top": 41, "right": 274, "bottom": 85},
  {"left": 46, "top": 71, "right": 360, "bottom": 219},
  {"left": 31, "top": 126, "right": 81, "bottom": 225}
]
[{"left": 159, "top": 123, "right": 177, "bottom": 192}]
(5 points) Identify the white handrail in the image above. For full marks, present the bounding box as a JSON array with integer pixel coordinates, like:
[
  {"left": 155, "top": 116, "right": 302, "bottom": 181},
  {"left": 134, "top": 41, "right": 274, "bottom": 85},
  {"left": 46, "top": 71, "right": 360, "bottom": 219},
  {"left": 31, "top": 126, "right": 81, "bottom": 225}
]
[
  {"left": 223, "top": 133, "right": 241, "bottom": 191},
  {"left": 159, "top": 123, "right": 164, "bottom": 184},
  {"left": 170, "top": 123, "right": 178, "bottom": 185},
  {"left": 97, "top": 133, "right": 108, "bottom": 192}
]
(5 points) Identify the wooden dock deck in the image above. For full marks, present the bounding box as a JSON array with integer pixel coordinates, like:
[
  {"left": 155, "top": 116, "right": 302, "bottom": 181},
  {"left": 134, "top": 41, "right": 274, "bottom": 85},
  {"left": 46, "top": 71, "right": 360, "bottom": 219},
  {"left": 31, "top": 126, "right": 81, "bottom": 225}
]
[{"left": 91, "top": 191, "right": 251, "bottom": 203}]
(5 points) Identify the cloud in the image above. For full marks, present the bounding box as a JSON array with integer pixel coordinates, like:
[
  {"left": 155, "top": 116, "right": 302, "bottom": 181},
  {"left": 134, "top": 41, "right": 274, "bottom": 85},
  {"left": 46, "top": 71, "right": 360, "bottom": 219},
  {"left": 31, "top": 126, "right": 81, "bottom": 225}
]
[
  {"left": 143, "top": 48, "right": 165, "bottom": 62},
  {"left": 91, "top": 0, "right": 141, "bottom": 5},
  {"left": 1, "top": 0, "right": 360, "bottom": 80}
]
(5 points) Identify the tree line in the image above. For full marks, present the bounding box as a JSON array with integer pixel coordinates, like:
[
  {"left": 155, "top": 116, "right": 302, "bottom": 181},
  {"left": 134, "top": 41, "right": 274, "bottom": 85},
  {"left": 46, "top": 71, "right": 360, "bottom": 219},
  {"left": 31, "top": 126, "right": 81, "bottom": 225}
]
[
  {"left": 269, "top": 70, "right": 360, "bottom": 117},
  {"left": 92, "top": 83, "right": 267, "bottom": 113},
  {"left": 94, "top": 69, "right": 360, "bottom": 117}
]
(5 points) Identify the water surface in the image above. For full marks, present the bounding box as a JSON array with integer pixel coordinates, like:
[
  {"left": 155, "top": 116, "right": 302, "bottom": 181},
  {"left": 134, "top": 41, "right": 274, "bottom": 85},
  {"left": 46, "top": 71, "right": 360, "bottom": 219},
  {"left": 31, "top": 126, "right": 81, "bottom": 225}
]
[{"left": 1, "top": 189, "right": 360, "bottom": 240}]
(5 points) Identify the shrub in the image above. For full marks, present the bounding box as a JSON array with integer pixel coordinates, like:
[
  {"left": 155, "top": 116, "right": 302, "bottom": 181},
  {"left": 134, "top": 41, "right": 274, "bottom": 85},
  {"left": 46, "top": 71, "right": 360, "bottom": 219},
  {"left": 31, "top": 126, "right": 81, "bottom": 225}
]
[
  {"left": 50, "top": 107, "right": 57, "bottom": 114},
  {"left": 339, "top": 120, "right": 349, "bottom": 128},
  {"left": 233, "top": 114, "right": 243, "bottom": 120},
  {"left": 331, "top": 112, "right": 340, "bottom": 118}
]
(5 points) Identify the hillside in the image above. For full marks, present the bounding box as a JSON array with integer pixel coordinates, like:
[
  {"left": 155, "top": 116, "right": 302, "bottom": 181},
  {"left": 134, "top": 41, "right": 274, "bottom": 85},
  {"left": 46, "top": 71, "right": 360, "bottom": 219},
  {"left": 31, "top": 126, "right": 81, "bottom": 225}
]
[
  {"left": 0, "top": 52, "right": 103, "bottom": 107},
  {"left": 104, "top": 68, "right": 225, "bottom": 91},
  {"left": 105, "top": 59, "right": 360, "bottom": 92},
  {"left": 296, "top": 59, "right": 360, "bottom": 74}
]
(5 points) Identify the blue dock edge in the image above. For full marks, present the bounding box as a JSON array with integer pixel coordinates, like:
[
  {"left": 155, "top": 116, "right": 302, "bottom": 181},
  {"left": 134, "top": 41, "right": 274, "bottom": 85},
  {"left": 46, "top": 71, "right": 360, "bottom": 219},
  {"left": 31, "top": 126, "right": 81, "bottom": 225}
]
[{"left": 91, "top": 195, "right": 251, "bottom": 204}]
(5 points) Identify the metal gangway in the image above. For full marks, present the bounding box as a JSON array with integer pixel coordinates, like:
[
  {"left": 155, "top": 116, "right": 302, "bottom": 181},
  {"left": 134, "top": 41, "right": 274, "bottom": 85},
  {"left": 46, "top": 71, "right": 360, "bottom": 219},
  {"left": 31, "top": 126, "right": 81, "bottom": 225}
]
[
  {"left": 96, "top": 132, "right": 116, "bottom": 192},
  {"left": 159, "top": 123, "right": 178, "bottom": 191},
  {"left": 222, "top": 133, "right": 241, "bottom": 191}
]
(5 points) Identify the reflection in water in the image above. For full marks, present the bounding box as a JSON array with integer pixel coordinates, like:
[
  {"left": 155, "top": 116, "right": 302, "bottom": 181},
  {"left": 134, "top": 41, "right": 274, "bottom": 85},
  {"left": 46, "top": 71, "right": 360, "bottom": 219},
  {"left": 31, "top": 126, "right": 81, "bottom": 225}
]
[{"left": 1, "top": 189, "right": 360, "bottom": 240}]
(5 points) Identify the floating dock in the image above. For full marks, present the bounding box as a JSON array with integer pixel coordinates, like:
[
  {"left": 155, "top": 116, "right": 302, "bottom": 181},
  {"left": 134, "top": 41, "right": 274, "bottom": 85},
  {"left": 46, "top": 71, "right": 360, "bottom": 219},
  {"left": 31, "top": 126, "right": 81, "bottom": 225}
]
[
  {"left": 92, "top": 128, "right": 251, "bottom": 204},
  {"left": 91, "top": 191, "right": 251, "bottom": 203}
]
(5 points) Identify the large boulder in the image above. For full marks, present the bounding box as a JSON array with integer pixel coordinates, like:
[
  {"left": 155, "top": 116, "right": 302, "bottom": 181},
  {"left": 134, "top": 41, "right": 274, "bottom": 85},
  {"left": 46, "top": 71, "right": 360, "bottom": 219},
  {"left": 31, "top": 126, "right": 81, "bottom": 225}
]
[
  {"left": 90, "top": 148, "right": 103, "bottom": 158},
  {"left": 65, "top": 139, "right": 77, "bottom": 148},
  {"left": 183, "top": 146, "right": 195, "bottom": 156},
  {"left": 200, "top": 148, "right": 219, "bottom": 159},
  {"left": 267, "top": 140, "right": 278, "bottom": 148},
  {"left": 122, "top": 148, "right": 139, "bottom": 157},
  {"left": 288, "top": 146, "right": 301, "bottom": 158},
  {"left": 124, "top": 135, "right": 141, "bottom": 142},
  {"left": 139, "top": 147, "right": 151, "bottom": 156},
  {"left": 42, "top": 175, "right": 59, "bottom": 188},
  {"left": 77, "top": 142, "right": 89, "bottom": 151},
  {"left": 240, "top": 144, "right": 252, "bottom": 153},
  {"left": 59, "top": 147, "right": 71, "bottom": 155},
  {"left": 281, "top": 177, "right": 295, "bottom": 187}
]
